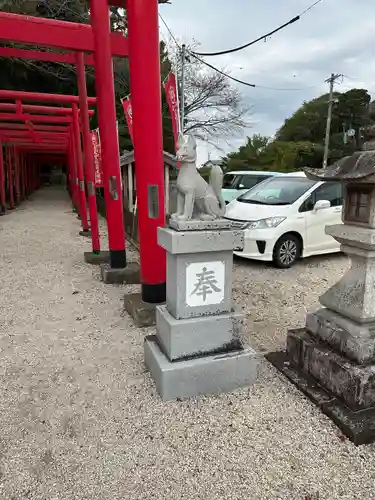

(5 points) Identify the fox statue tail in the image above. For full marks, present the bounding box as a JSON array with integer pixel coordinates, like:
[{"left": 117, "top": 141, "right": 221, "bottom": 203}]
[{"left": 209, "top": 164, "right": 226, "bottom": 217}]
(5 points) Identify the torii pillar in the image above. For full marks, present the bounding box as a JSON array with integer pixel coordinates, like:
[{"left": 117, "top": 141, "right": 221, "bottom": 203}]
[
  {"left": 90, "top": 0, "right": 139, "bottom": 284},
  {"left": 127, "top": 0, "right": 166, "bottom": 305}
]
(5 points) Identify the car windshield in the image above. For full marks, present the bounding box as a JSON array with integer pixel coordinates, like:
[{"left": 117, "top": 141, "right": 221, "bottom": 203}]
[
  {"left": 222, "top": 174, "right": 237, "bottom": 188},
  {"left": 223, "top": 173, "right": 269, "bottom": 190},
  {"left": 237, "top": 176, "right": 317, "bottom": 205}
]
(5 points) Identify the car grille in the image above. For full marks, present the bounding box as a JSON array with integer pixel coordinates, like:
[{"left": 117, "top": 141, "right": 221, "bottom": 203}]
[{"left": 224, "top": 217, "right": 250, "bottom": 230}]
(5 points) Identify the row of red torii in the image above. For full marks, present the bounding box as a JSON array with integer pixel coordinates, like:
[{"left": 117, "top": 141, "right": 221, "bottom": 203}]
[{"left": 0, "top": 0, "right": 167, "bottom": 304}]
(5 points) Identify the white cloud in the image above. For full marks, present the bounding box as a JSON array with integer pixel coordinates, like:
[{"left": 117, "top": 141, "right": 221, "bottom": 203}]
[{"left": 159, "top": 0, "right": 375, "bottom": 165}]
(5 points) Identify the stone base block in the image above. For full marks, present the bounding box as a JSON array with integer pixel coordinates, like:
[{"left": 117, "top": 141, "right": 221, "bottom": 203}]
[
  {"left": 169, "top": 218, "right": 233, "bottom": 232},
  {"left": 326, "top": 223, "right": 375, "bottom": 250},
  {"left": 84, "top": 251, "right": 110, "bottom": 265},
  {"left": 166, "top": 250, "right": 234, "bottom": 320},
  {"left": 307, "top": 308, "right": 375, "bottom": 364},
  {"left": 156, "top": 305, "right": 244, "bottom": 361},
  {"left": 144, "top": 335, "right": 258, "bottom": 401},
  {"left": 287, "top": 328, "right": 375, "bottom": 411},
  {"left": 317, "top": 229, "right": 375, "bottom": 324},
  {"left": 124, "top": 293, "right": 164, "bottom": 328},
  {"left": 100, "top": 262, "right": 140, "bottom": 284},
  {"left": 159, "top": 226, "right": 244, "bottom": 254},
  {"left": 266, "top": 350, "right": 375, "bottom": 446},
  {"left": 79, "top": 229, "right": 91, "bottom": 237}
]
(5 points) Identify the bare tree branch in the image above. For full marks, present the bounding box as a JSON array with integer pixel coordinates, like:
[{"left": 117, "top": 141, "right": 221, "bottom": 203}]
[{"left": 168, "top": 41, "right": 251, "bottom": 143}]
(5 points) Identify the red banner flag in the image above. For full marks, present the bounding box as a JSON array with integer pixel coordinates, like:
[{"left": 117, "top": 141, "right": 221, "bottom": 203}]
[
  {"left": 121, "top": 96, "right": 134, "bottom": 143},
  {"left": 164, "top": 72, "right": 180, "bottom": 151},
  {"left": 91, "top": 129, "right": 103, "bottom": 187}
]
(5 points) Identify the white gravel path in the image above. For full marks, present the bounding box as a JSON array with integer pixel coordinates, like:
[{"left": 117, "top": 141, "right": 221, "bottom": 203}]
[{"left": 1, "top": 187, "right": 375, "bottom": 500}]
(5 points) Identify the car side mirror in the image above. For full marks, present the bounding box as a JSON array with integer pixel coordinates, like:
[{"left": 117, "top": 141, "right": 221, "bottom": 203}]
[
  {"left": 238, "top": 183, "right": 245, "bottom": 189},
  {"left": 314, "top": 199, "right": 331, "bottom": 211}
]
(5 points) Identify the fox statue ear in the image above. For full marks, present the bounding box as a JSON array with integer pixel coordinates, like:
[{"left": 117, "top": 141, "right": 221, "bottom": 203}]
[
  {"left": 177, "top": 133, "right": 184, "bottom": 148},
  {"left": 188, "top": 135, "right": 197, "bottom": 149}
]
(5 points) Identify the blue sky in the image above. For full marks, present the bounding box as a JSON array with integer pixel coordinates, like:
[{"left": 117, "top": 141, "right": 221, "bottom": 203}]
[{"left": 159, "top": 0, "right": 375, "bottom": 165}]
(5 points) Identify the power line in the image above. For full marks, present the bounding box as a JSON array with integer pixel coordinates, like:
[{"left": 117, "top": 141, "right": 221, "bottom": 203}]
[
  {"left": 192, "top": 16, "right": 299, "bottom": 57},
  {"left": 190, "top": 52, "right": 322, "bottom": 91},
  {"left": 190, "top": 53, "right": 255, "bottom": 88},
  {"left": 191, "top": 0, "right": 324, "bottom": 57},
  {"left": 300, "top": 0, "right": 324, "bottom": 16},
  {"left": 159, "top": 13, "right": 324, "bottom": 92},
  {"left": 341, "top": 74, "right": 365, "bottom": 83},
  {"left": 159, "top": 12, "right": 180, "bottom": 48}
]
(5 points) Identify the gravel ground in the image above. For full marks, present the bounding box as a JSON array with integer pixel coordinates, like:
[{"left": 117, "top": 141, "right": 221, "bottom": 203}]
[
  {"left": 1, "top": 187, "right": 374, "bottom": 500},
  {"left": 233, "top": 252, "right": 350, "bottom": 353}
]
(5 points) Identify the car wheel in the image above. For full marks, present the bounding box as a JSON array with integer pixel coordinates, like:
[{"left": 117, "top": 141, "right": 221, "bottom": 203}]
[{"left": 273, "top": 234, "right": 301, "bottom": 269}]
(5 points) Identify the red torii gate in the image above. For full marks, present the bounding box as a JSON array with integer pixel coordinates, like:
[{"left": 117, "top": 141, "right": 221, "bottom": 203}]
[
  {"left": 0, "top": 96, "right": 77, "bottom": 215},
  {"left": 0, "top": 138, "right": 67, "bottom": 213},
  {"left": 126, "top": 0, "right": 166, "bottom": 303},
  {"left": 0, "top": 9, "right": 128, "bottom": 269},
  {"left": 0, "top": 0, "right": 166, "bottom": 304},
  {"left": 0, "top": 91, "right": 99, "bottom": 247}
]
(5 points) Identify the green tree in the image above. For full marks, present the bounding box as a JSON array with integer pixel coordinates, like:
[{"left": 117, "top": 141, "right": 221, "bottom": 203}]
[
  {"left": 224, "top": 88, "right": 371, "bottom": 173},
  {"left": 237, "top": 134, "right": 270, "bottom": 163},
  {"left": 221, "top": 134, "right": 271, "bottom": 172},
  {"left": 276, "top": 87, "right": 371, "bottom": 162},
  {"left": 276, "top": 93, "right": 335, "bottom": 143},
  {"left": 261, "top": 141, "right": 324, "bottom": 171},
  {"left": 222, "top": 134, "right": 325, "bottom": 174}
]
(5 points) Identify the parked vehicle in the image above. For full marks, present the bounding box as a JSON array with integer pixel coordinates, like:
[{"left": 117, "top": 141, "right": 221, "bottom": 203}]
[
  {"left": 222, "top": 170, "right": 281, "bottom": 204},
  {"left": 225, "top": 172, "right": 343, "bottom": 268}
]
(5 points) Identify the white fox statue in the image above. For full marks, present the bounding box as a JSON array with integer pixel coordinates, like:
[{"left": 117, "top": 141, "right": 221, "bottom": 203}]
[{"left": 171, "top": 134, "right": 226, "bottom": 222}]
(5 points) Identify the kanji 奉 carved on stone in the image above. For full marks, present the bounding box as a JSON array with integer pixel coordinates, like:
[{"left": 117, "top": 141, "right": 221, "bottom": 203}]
[{"left": 171, "top": 134, "right": 226, "bottom": 222}]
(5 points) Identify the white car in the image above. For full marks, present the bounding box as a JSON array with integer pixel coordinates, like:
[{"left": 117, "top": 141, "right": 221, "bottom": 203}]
[
  {"left": 221, "top": 170, "right": 282, "bottom": 204},
  {"left": 225, "top": 172, "right": 343, "bottom": 268}
]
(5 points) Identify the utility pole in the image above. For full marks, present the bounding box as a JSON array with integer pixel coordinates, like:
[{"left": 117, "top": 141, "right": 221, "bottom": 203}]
[
  {"left": 180, "top": 43, "right": 186, "bottom": 133},
  {"left": 323, "top": 72, "right": 342, "bottom": 168}
]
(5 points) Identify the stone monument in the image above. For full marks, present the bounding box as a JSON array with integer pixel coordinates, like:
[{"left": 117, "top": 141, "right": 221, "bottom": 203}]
[
  {"left": 267, "top": 102, "right": 375, "bottom": 445},
  {"left": 144, "top": 133, "right": 258, "bottom": 400}
]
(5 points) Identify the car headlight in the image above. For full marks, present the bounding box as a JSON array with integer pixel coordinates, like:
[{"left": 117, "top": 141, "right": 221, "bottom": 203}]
[{"left": 245, "top": 217, "right": 286, "bottom": 229}]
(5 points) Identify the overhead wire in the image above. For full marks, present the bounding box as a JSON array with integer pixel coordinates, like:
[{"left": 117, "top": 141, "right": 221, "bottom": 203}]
[
  {"left": 159, "top": 13, "right": 324, "bottom": 92},
  {"left": 300, "top": 0, "right": 324, "bottom": 16},
  {"left": 190, "top": 52, "right": 323, "bottom": 91},
  {"left": 341, "top": 74, "right": 366, "bottom": 83},
  {"left": 192, "top": 17, "right": 300, "bottom": 57},
  {"left": 159, "top": 12, "right": 180, "bottom": 48},
  {"left": 191, "top": 0, "right": 324, "bottom": 57}
]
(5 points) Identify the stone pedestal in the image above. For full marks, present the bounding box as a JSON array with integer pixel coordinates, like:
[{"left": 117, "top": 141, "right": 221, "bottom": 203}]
[
  {"left": 79, "top": 229, "right": 92, "bottom": 238},
  {"left": 100, "top": 262, "right": 140, "bottom": 285},
  {"left": 267, "top": 223, "right": 375, "bottom": 445},
  {"left": 145, "top": 222, "right": 258, "bottom": 401},
  {"left": 84, "top": 250, "right": 110, "bottom": 265},
  {"left": 123, "top": 293, "right": 163, "bottom": 328}
]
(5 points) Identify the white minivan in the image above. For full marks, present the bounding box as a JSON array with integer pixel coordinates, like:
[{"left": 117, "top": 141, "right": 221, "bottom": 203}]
[
  {"left": 222, "top": 170, "right": 281, "bottom": 204},
  {"left": 225, "top": 172, "right": 343, "bottom": 268}
]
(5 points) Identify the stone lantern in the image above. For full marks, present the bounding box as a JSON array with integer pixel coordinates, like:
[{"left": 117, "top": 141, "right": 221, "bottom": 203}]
[{"left": 267, "top": 102, "right": 375, "bottom": 445}]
